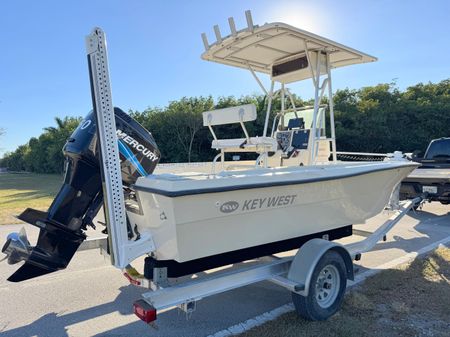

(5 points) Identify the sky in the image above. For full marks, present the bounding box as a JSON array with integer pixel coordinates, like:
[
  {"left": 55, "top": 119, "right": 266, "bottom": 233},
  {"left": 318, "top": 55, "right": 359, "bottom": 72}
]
[{"left": 0, "top": 0, "right": 449, "bottom": 156}]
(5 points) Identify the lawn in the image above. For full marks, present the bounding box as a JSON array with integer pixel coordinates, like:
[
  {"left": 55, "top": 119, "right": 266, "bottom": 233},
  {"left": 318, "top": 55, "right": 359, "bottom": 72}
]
[
  {"left": 240, "top": 247, "right": 450, "bottom": 337},
  {"left": 0, "top": 172, "right": 62, "bottom": 225}
]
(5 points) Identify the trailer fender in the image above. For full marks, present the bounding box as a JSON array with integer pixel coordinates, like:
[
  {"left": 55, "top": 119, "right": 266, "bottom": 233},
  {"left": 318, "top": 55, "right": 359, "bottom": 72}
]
[{"left": 287, "top": 238, "right": 354, "bottom": 297}]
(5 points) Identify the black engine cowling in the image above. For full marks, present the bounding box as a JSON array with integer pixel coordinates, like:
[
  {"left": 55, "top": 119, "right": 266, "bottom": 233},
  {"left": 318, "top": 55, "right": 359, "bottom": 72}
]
[{"left": 5, "top": 108, "right": 160, "bottom": 282}]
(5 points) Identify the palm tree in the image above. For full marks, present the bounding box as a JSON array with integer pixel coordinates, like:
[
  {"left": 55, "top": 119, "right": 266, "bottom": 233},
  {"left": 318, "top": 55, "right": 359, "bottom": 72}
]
[{"left": 44, "top": 117, "right": 66, "bottom": 134}]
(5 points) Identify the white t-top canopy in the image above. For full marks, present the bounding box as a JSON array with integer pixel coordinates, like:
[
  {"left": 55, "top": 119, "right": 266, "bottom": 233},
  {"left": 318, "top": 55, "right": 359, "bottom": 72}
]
[{"left": 201, "top": 21, "right": 377, "bottom": 80}]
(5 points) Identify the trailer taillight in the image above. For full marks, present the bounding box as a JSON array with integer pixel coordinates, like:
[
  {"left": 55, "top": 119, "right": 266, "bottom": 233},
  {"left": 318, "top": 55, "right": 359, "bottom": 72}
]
[{"left": 133, "top": 299, "right": 157, "bottom": 323}]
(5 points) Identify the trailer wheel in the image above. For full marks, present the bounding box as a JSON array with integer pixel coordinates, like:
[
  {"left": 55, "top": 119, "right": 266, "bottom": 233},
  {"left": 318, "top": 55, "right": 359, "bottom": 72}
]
[{"left": 292, "top": 250, "right": 347, "bottom": 321}]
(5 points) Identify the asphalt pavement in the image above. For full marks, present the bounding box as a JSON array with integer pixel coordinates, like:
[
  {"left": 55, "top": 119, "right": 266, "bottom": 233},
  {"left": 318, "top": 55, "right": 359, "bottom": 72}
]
[{"left": 0, "top": 202, "right": 449, "bottom": 337}]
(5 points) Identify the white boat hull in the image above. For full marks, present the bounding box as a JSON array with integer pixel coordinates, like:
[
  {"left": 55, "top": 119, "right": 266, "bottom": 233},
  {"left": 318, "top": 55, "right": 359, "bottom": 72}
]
[{"left": 131, "top": 161, "right": 417, "bottom": 262}]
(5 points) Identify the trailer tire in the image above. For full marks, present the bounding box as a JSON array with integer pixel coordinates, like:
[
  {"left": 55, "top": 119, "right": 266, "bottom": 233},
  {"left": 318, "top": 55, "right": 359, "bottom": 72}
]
[{"left": 292, "top": 250, "right": 347, "bottom": 321}]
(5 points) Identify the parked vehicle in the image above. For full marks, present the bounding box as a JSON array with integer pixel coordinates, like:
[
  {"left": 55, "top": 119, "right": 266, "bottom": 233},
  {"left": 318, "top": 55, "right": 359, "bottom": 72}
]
[{"left": 401, "top": 138, "right": 450, "bottom": 205}]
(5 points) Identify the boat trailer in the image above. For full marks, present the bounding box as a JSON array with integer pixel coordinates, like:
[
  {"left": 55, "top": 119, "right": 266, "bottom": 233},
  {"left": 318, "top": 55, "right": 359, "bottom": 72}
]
[
  {"left": 123, "top": 196, "right": 421, "bottom": 324},
  {"left": 77, "top": 194, "right": 421, "bottom": 324}
]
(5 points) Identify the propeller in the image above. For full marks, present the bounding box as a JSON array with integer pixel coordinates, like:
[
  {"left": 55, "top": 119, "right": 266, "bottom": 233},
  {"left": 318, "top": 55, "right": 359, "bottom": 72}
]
[{"left": 1, "top": 227, "right": 32, "bottom": 265}]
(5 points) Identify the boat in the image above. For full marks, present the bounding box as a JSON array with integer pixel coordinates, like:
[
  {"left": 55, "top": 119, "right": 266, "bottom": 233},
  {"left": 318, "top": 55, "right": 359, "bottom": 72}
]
[
  {"left": 2, "top": 12, "right": 419, "bottom": 283},
  {"left": 132, "top": 161, "right": 417, "bottom": 267}
]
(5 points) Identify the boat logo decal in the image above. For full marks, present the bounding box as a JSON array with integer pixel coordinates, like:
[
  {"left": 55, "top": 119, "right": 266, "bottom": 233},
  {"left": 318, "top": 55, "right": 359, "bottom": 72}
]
[
  {"left": 220, "top": 194, "right": 298, "bottom": 213},
  {"left": 220, "top": 201, "right": 240, "bottom": 213},
  {"left": 80, "top": 119, "right": 92, "bottom": 130},
  {"left": 241, "top": 194, "right": 298, "bottom": 211},
  {"left": 116, "top": 129, "right": 159, "bottom": 162}
]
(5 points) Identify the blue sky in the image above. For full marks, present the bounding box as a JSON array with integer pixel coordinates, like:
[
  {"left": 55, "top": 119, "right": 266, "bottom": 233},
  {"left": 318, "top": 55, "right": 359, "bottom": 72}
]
[{"left": 1, "top": 0, "right": 449, "bottom": 156}]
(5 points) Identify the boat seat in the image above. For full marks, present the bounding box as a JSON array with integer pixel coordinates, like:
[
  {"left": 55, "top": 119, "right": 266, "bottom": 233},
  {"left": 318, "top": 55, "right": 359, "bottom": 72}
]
[
  {"left": 212, "top": 136, "right": 278, "bottom": 152},
  {"left": 202, "top": 104, "right": 257, "bottom": 126},
  {"left": 203, "top": 104, "right": 277, "bottom": 153}
]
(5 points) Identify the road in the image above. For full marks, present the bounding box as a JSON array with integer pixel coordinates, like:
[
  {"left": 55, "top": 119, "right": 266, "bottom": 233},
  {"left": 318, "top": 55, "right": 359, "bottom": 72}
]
[{"left": 0, "top": 202, "right": 449, "bottom": 337}]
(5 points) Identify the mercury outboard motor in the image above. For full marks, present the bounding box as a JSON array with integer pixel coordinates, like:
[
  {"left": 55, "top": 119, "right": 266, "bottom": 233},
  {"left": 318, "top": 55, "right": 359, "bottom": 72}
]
[{"left": 2, "top": 108, "right": 160, "bottom": 282}]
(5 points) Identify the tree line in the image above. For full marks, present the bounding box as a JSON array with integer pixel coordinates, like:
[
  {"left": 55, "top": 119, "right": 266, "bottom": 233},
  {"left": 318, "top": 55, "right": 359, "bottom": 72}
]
[
  {"left": 1, "top": 79, "right": 449, "bottom": 173},
  {"left": 1, "top": 117, "right": 82, "bottom": 173}
]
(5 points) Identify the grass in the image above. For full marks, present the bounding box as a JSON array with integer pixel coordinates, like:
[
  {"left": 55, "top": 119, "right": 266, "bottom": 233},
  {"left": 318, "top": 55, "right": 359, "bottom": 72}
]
[
  {"left": 0, "top": 172, "right": 62, "bottom": 225},
  {"left": 239, "top": 247, "right": 450, "bottom": 337}
]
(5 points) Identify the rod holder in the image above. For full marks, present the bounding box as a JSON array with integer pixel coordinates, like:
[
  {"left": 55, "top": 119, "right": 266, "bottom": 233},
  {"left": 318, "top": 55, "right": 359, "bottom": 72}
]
[
  {"left": 201, "top": 33, "right": 209, "bottom": 51},
  {"left": 213, "top": 25, "right": 222, "bottom": 44},
  {"left": 228, "top": 17, "right": 237, "bottom": 36},
  {"left": 245, "top": 10, "right": 254, "bottom": 31}
]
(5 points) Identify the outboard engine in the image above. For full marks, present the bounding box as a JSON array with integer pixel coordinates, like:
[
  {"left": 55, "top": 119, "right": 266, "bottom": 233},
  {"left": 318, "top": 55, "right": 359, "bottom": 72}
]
[{"left": 2, "top": 108, "right": 160, "bottom": 282}]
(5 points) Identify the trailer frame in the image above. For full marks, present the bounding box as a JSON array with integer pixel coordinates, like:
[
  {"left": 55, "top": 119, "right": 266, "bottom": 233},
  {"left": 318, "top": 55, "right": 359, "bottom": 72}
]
[{"left": 118, "top": 197, "right": 420, "bottom": 324}]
